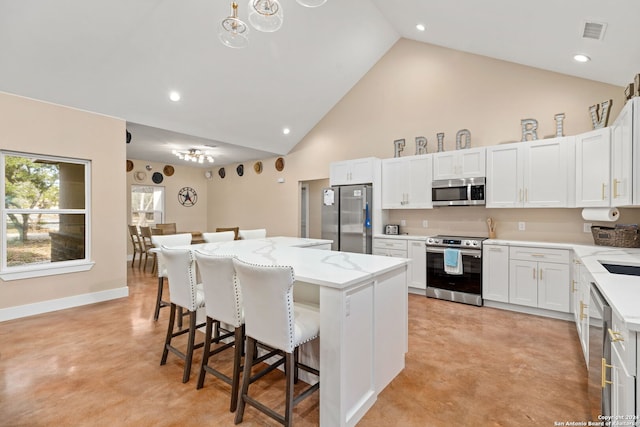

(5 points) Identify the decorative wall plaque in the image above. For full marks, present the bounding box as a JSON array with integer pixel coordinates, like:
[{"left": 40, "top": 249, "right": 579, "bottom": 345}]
[
  {"left": 625, "top": 83, "right": 635, "bottom": 100},
  {"left": 554, "top": 113, "right": 565, "bottom": 137},
  {"left": 455, "top": 129, "right": 471, "bottom": 149},
  {"left": 635, "top": 74, "right": 640, "bottom": 97},
  {"left": 436, "top": 133, "right": 445, "bottom": 152},
  {"left": 415, "top": 136, "right": 427, "bottom": 155},
  {"left": 521, "top": 119, "right": 539, "bottom": 141},
  {"left": 589, "top": 99, "right": 612, "bottom": 129},
  {"left": 393, "top": 139, "right": 405, "bottom": 158}
]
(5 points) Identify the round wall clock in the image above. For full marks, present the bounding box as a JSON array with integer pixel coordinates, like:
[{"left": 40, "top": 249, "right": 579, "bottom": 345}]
[{"left": 178, "top": 187, "right": 197, "bottom": 207}]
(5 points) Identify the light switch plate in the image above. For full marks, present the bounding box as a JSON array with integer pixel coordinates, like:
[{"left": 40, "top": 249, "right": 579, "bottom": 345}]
[
  {"left": 518, "top": 222, "right": 525, "bottom": 231},
  {"left": 400, "top": 220, "right": 406, "bottom": 226},
  {"left": 422, "top": 220, "right": 428, "bottom": 228},
  {"left": 584, "top": 222, "right": 592, "bottom": 233}
]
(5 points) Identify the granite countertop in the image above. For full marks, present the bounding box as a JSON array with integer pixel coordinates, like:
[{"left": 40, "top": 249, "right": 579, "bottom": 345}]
[{"left": 485, "top": 238, "right": 640, "bottom": 332}]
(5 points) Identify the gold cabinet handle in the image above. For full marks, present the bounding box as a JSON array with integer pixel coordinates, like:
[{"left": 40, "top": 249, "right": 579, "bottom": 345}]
[
  {"left": 533, "top": 268, "right": 536, "bottom": 280},
  {"left": 602, "top": 183, "right": 606, "bottom": 200},
  {"left": 608, "top": 328, "right": 624, "bottom": 342},
  {"left": 613, "top": 179, "right": 620, "bottom": 198},
  {"left": 531, "top": 254, "right": 545, "bottom": 258},
  {"left": 579, "top": 301, "right": 588, "bottom": 320},
  {"left": 519, "top": 189, "right": 523, "bottom": 202},
  {"left": 539, "top": 268, "right": 543, "bottom": 280},
  {"left": 525, "top": 188, "right": 528, "bottom": 202},
  {"left": 571, "top": 280, "right": 577, "bottom": 293},
  {"left": 601, "top": 358, "right": 613, "bottom": 388}
]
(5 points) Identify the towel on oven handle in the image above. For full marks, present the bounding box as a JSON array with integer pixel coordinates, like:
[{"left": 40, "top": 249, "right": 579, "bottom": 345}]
[{"left": 444, "top": 248, "right": 463, "bottom": 275}]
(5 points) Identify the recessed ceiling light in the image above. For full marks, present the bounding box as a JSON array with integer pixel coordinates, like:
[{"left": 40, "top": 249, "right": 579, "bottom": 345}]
[
  {"left": 573, "top": 54, "right": 590, "bottom": 63},
  {"left": 283, "top": 127, "right": 290, "bottom": 135},
  {"left": 169, "top": 91, "right": 181, "bottom": 102},
  {"left": 416, "top": 24, "right": 426, "bottom": 32}
]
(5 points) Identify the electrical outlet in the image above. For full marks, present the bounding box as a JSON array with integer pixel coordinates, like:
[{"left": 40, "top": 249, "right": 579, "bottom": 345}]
[
  {"left": 518, "top": 222, "right": 526, "bottom": 231},
  {"left": 400, "top": 219, "right": 406, "bottom": 226},
  {"left": 583, "top": 222, "right": 592, "bottom": 233},
  {"left": 422, "top": 220, "right": 428, "bottom": 228}
]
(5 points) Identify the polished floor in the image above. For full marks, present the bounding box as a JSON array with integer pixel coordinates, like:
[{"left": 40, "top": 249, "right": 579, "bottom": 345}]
[{"left": 0, "top": 265, "right": 592, "bottom": 426}]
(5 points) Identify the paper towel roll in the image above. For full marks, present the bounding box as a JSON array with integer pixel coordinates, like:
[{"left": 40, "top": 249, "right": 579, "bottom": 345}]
[{"left": 581, "top": 207, "right": 620, "bottom": 222}]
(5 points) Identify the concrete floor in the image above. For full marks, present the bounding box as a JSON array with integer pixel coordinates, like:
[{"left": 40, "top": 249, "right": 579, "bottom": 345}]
[{"left": 0, "top": 264, "right": 593, "bottom": 426}]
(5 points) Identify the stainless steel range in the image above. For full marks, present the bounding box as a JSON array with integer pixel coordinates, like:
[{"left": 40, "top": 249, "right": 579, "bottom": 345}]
[{"left": 425, "top": 235, "right": 486, "bottom": 306}]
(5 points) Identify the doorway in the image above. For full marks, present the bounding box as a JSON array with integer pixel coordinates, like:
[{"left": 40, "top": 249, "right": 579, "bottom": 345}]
[{"left": 299, "top": 178, "right": 329, "bottom": 239}]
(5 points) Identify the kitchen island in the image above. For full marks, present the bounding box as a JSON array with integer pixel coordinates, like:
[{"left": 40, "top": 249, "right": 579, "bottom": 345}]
[{"left": 189, "top": 237, "right": 410, "bottom": 427}]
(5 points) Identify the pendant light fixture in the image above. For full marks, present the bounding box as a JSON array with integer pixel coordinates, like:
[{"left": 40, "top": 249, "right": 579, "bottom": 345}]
[
  {"left": 220, "top": 0, "right": 327, "bottom": 48},
  {"left": 219, "top": 2, "right": 249, "bottom": 49},
  {"left": 248, "top": 0, "right": 283, "bottom": 33}
]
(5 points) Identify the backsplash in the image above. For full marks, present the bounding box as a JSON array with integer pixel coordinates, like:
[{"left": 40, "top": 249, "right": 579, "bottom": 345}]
[{"left": 386, "top": 207, "right": 640, "bottom": 245}]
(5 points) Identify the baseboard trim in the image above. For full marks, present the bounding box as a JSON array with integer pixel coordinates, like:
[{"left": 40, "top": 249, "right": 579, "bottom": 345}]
[
  {"left": 483, "top": 300, "right": 573, "bottom": 321},
  {"left": 0, "top": 286, "right": 129, "bottom": 322}
]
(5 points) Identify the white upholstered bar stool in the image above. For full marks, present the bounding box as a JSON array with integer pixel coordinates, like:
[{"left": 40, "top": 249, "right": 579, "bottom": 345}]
[
  {"left": 202, "top": 231, "right": 236, "bottom": 243},
  {"left": 232, "top": 258, "right": 320, "bottom": 427},
  {"left": 150, "top": 233, "right": 192, "bottom": 321},
  {"left": 238, "top": 229, "right": 267, "bottom": 240},
  {"left": 159, "top": 246, "right": 205, "bottom": 383}
]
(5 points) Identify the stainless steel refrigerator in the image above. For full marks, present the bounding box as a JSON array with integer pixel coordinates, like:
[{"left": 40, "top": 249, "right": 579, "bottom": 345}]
[{"left": 321, "top": 184, "right": 373, "bottom": 254}]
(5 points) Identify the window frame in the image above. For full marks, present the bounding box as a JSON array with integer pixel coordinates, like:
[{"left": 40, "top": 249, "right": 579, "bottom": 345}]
[{"left": 0, "top": 150, "right": 94, "bottom": 281}]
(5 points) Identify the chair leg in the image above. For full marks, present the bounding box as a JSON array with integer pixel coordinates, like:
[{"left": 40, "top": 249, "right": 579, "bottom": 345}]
[
  {"left": 182, "top": 311, "right": 197, "bottom": 383},
  {"left": 131, "top": 250, "right": 137, "bottom": 268},
  {"left": 284, "top": 352, "right": 295, "bottom": 427},
  {"left": 143, "top": 252, "right": 148, "bottom": 272},
  {"left": 234, "top": 336, "right": 255, "bottom": 425},
  {"left": 151, "top": 254, "right": 157, "bottom": 275},
  {"left": 161, "top": 303, "right": 177, "bottom": 365},
  {"left": 197, "top": 317, "right": 214, "bottom": 390},
  {"left": 229, "top": 326, "right": 244, "bottom": 412},
  {"left": 154, "top": 277, "right": 164, "bottom": 321},
  {"left": 294, "top": 347, "right": 299, "bottom": 384}
]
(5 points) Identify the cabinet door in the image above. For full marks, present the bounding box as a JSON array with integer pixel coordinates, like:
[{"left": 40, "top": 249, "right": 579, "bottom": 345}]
[
  {"left": 509, "top": 259, "right": 537, "bottom": 307},
  {"left": 486, "top": 144, "right": 523, "bottom": 207},
  {"left": 382, "top": 158, "right": 405, "bottom": 209},
  {"left": 349, "top": 158, "right": 375, "bottom": 184},
  {"left": 329, "top": 161, "right": 351, "bottom": 186},
  {"left": 610, "top": 344, "right": 636, "bottom": 422},
  {"left": 611, "top": 100, "right": 633, "bottom": 206},
  {"left": 406, "top": 156, "right": 432, "bottom": 208},
  {"left": 525, "top": 139, "right": 569, "bottom": 207},
  {"left": 459, "top": 147, "right": 486, "bottom": 178},
  {"left": 537, "top": 261, "right": 570, "bottom": 312},
  {"left": 408, "top": 240, "right": 426, "bottom": 290},
  {"left": 483, "top": 244, "right": 509, "bottom": 302},
  {"left": 576, "top": 128, "right": 611, "bottom": 207},
  {"left": 432, "top": 152, "right": 458, "bottom": 180}
]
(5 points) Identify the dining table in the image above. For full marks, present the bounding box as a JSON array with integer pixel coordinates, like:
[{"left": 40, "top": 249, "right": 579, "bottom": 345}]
[{"left": 154, "top": 236, "right": 409, "bottom": 427}]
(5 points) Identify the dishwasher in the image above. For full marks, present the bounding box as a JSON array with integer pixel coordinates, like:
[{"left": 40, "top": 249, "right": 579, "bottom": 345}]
[{"left": 588, "top": 282, "right": 612, "bottom": 419}]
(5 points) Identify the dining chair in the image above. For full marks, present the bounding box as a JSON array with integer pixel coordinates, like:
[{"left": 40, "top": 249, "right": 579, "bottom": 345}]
[
  {"left": 238, "top": 229, "right": 267, "bottom": 240},
  {"left": 139, "top": 226, "right": 156, "bottom": 273},
  {"left": 127, "top": 225, "right": 143, "bottom": 268},
  {"left": 202, "top": 231, "right": 235, "bottom": 243},
  {"left": 216, "top": 227, "right": 240, "bottom": 240},
  {"left": 157, "top": 223, "right": 177, "bottom": 235},
  {"left": 150, "top": 233, "right": 192, "bottom": 321},
  {"left": 233, "top": 258, "right": 320, "bottom": 427},
  {"left": 160, "top": 246, "right": 205, "bottom": 383}
]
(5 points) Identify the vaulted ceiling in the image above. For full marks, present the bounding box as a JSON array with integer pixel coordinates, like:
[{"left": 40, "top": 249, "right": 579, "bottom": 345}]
[{"left": 1, "top": 0, "right": 638, "bottom": 167}]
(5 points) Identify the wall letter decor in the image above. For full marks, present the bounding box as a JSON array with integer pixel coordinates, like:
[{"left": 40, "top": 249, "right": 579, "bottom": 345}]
[
  {"left": 436, "top": 133, "right": 445, "bottom": 152},
  {"left": 589, "top": 99, "right": 612, "bottom": 129},
  {"left": 554, "top": 113, "right": 565, "bottom": 137},
  {"left": 455, "top": 129, "right": 471, "bottom": 149},
  {"left": 394, "top": 139, "right": 406, "bottom": 158},
  {"left": 520, "top": 119, "right": 539, "bottom": 141},
  {"left": 415, "top": 136, "right": 427, "bottom": 155}
]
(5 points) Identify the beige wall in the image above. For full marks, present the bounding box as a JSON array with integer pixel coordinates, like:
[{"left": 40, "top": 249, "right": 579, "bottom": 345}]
[
  {"left": 0, "top": 91, "right": 126, "bottom": 309},
  {"left": 125, "top": 159, "right": 209, "bottom": 256},
  {"left": 207, "top": 38, "right": 632, "bottom": 243}
]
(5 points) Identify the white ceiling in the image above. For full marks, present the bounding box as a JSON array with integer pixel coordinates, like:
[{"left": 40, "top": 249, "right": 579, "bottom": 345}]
[{"left": 1, "top": 0, "right": 639, "bottom": 168}]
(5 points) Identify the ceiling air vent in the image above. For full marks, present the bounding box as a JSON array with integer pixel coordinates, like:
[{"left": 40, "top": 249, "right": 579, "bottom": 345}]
[{"left": 582, "top": 21, "right": 607, "bottom": 40}]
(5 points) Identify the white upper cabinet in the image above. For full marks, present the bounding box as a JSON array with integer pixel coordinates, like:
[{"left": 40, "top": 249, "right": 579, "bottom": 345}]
[
  {"left": 382, "top": 155, "right": 432, "bottom": 209},
  {"left": 432, "top": 147, "right": 485, "bottom": 180},
  {"left": 611, "top": 99, "right": 634, "bottom": 206},
  {"left": 575, "top": 127, "right": 611, "bottom": 207},
  {"left": 330, "top": 157, "right": 378, "bottom": 186},
  {"left": 486, "top": 137, "right": 573, "bottom": 208}
]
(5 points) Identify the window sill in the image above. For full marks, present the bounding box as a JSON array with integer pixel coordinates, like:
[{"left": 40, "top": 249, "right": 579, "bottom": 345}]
[{"left": 0, "top": 261, "right": 95, "bottom": 281}]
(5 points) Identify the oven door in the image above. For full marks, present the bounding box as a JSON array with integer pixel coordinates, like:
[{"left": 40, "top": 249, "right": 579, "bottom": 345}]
[{"left": 426, "top": 247, "right": 483, "bottom": 305}]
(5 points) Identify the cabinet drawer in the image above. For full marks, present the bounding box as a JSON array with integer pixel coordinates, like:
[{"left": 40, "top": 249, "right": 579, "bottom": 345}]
[
  {"left": 373, "top": 239, "right": 408, "bottom": 251},
  {"left": 509, "top": 246, "right": 569, "bottom": 263},
  {"left": 373, "top": 248, "right": 408, "bottom": 258},
  {"left": 609, "top": 310, "right": 636, "bottom": 376}
]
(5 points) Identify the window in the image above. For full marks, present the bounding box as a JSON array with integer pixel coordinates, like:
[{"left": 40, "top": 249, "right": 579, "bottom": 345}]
[
  {"left": 131, "top": 185, "right": 164, "bottom": 227},
  {"left": 1, "top": 151, "right": 92, "bottom": 280}
]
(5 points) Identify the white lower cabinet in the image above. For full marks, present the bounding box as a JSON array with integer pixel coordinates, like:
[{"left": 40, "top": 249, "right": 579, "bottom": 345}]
[
  {"left": 408, "top": 240, "right": 426, "bottom": 290},
  {"left": 608, "top": 308, "right": 637, "bottom": 422},
  {"left": 482, "top": 243, "right": 509, "bottom": 303},
  {"left": 572, "top": 258, "right": 590, "bottom": 365}
]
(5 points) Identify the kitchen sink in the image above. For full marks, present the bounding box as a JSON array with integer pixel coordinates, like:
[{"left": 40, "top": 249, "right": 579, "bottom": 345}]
[{"left": 600, "top": 262, "right": 640, "bottom": 276}]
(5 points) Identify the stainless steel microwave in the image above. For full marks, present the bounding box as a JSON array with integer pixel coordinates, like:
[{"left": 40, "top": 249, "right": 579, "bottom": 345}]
[{"left": 432, "top": 177, "right": 485, "bottom": 206}]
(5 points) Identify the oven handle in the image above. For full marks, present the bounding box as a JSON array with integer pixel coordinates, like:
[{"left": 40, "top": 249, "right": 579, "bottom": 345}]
[{"left": 426, "top": 247, "right": 481, "bottom": 258}]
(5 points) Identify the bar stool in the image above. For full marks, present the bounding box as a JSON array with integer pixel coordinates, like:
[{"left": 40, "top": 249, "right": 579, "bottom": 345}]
[
  {"left": 150, "top": 233, "right": 192, "bottom": 321},
  {"left": 232, "top": 258, "right": 320, "bottom": 427},
  {"left": 159, "top": 246, "right": 205, "bottom": 383},
  {"left": 238, "top": 229, "right": 267, "bottom": 240},
  {"left": 202, "top": 231, "right": 236, "bottom": 243}
]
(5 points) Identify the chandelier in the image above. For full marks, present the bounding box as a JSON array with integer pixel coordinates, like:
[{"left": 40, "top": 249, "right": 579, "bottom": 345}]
[
  {"left": 219, "top": 0, "right": 328, "bottom": 49},
  {"left": 172, "top": 148, "right": 214, "bottom": 164}
]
